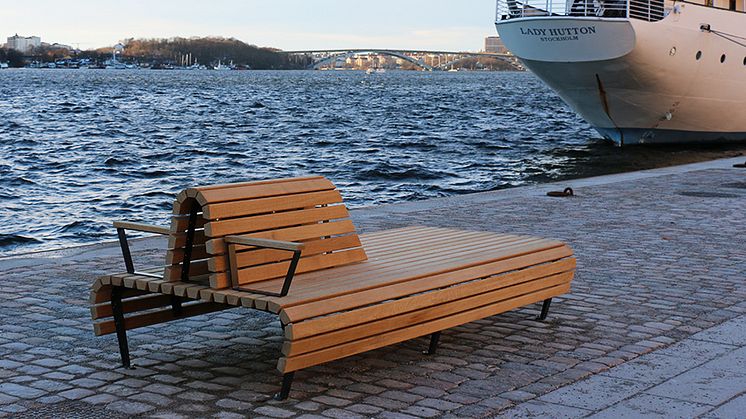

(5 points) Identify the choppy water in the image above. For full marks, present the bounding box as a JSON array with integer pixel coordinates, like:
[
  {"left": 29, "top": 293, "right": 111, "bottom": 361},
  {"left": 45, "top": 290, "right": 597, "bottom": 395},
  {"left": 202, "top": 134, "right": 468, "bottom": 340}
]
[{"left": 1, "top": 69, "right": 744, "bottom": 255}]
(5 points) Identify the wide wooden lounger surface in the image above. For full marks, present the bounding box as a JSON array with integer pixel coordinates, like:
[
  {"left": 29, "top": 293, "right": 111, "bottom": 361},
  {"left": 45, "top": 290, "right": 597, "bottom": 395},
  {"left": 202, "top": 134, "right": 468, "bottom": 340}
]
[{"left": 91, "top": 176, "right": 575, "bottom": 377}]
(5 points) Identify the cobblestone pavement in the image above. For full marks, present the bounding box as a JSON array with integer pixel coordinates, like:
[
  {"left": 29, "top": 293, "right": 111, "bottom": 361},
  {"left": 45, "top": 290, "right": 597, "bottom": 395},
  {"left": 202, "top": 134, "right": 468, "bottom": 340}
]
[{"left": 1, "top": 158, "right": 745, "bottom": 418}]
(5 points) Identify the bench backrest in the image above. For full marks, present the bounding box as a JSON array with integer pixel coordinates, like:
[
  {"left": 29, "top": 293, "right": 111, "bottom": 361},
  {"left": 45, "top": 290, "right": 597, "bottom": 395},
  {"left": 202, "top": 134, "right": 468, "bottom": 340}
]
[{"left": 165, "top": 176, "right": 367, "bottom": 289}]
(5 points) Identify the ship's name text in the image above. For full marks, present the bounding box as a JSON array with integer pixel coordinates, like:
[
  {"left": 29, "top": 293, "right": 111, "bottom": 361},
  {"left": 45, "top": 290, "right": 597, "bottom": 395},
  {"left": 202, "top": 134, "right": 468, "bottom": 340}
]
[{"left": 519, "top": 26, "right": 596, "bottom": 42}]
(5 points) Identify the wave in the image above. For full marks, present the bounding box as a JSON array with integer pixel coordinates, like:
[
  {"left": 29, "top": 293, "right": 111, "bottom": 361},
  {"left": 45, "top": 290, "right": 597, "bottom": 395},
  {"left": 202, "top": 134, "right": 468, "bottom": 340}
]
[{"left": 0, "top": 234, "right": 41, "bottom": 250}]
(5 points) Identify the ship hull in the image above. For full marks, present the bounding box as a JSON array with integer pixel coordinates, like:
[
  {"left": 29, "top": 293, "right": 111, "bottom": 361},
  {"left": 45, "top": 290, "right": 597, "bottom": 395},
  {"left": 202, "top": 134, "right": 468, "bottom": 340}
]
[{"left": 496, "top": 4, "right": 746, "bottom": 145}]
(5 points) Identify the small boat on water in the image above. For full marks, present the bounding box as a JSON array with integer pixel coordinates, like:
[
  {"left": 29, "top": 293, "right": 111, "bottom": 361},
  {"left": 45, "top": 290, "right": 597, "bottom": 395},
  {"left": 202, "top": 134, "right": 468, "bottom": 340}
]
[
  {"left": 214, "top": 60, "right": 233, "bottom": 71},
  {"left": 495, "top": 0, "right": 746, "bottom": 145}
]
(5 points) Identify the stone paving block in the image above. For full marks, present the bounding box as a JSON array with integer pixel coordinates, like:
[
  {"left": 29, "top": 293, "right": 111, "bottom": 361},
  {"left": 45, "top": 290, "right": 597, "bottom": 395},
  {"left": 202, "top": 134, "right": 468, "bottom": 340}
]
[
  {"left": 0, "top": 394, "right": 19, "bottom": 405},
  {"left": 400, "top": 405, "right": 441, "bottom": 418},
  {"left": 130, "top": 391, "right": 175, "bottom": 407},
  {"left": 600, "top": 352, "right": 711, "bottom": 384},
  {"left": 645, "top": 365, "right": 746, "bottom": 406},
  {"left": 651, "top": 338, "right": 736, "bottom": 361},
  {"left": 588, "top": 394, "right": 712, "bottom": 418},
  {"left": 82, "top": 392, "right": 119, "bottom": 405},
  {"left": 0, "top": 383, "right": 46, "bottom": 399},
  {"left": 58, "top": 388, "right": 96, "bottom": 400},
  {"left": 538, "top": 376, "right": 651, "bottom": 411},
  {"left": 702, "top": 393, "right": 746, "bottom": 419},
  {"left": 700, "top": 346, "right": 746, "bottom": 372},
  {"left": 106, "top": 400, "right": 156, "bottom": 415},
  {"left": 253, "top": 405, "right": 296, "bottom": 418},
  {"left": 499, "top": 400, "right": 592, "bottom": 418}
]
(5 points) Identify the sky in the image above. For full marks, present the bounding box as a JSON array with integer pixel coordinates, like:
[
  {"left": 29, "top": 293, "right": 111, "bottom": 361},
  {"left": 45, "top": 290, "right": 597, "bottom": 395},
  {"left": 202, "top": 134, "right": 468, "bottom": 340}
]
[{"left": 1, "top": 0, "right": 499, "bottom": 51}]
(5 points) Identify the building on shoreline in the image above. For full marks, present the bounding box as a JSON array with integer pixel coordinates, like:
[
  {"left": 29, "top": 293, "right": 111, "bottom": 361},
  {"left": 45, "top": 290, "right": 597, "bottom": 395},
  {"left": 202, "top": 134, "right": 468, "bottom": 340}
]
[
  {"left": 6, "top": 34, "right": 41, "bottom": 53},
  {"left": 484, "top": 36, "right": 507, "bottom": 54}
]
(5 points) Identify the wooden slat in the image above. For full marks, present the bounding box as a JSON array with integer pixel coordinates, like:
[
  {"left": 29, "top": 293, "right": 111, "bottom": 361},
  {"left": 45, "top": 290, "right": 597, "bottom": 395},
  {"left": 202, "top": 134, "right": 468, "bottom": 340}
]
[
  {"left": 205, "top": 205, "right": 350, "bottom": 238},
  {"left": 90, "top": 286, "right": 150, "bottom": 304},
  {"left": 166, "top": 245, "right": 210, "bottom": 265},
  {"left": 164, "top": 259, "right": 210, "bottom": 281},
  {"left": 91, "top": 294, "right": 174, "bottom": 320},
  {"left": 277, "top": 282, "right": 570, "bottom": 373},
  {"left": 209, "top": 235, "right": 363, "bottom": 273},
  {"left": 168, "top": 230, "right": 206, "bottom": 250},
  {"left": 284, "top": 254, "right": 576, "bottom": 335},
  {"left": 209, "top": 272, "right": 232, "bottom": 290},
  {"left": 170, "top": 214, "right": 207, "bottom": 232},
  {"left": 93, "top": 302, "right": 230, "bottom": 336},
  {"left": 259, "top": 238, "right": 564, "bottom": 312},
  {"left": 262, "top": 235, "right": 537, "bottom": 296},
  {"left": 204, "top": 190, "right": 344, "bottom": 220},
  {"left": 195, "top": 178, "right": 335, "bottom": 206},
  {"left": 235, "top": 248, "right": 368, "bottom": 286},
  {"left": 206, "top": 219, "right": 359, "bottom": 255},
  {"left": 283, "top": 271, "right": 573, "bottom": 356},
  {"left": 191, "top": 176, "right": 324, "bottom": 194},
  {"left": 252, "top": 230, "right": 514, "bottom": 294}
]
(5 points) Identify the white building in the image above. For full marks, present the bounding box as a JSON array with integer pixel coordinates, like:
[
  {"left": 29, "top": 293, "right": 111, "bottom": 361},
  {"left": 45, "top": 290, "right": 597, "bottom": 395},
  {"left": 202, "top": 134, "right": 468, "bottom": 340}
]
[{"left": 6, "top": 34, "right": 41, "bottom": 53}]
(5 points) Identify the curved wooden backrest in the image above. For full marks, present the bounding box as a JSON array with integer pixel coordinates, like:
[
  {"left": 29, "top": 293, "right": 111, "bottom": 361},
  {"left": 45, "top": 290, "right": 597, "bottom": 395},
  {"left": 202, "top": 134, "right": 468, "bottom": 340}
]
[{"left": 165, "top": 176, "right": 367, "bottom": 289}]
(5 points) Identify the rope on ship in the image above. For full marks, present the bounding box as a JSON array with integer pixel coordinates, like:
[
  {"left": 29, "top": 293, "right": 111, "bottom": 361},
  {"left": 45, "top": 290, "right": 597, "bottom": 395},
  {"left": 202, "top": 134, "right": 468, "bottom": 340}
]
[{"left": 701, "top": 25, "right": 746, "bottom": 49}]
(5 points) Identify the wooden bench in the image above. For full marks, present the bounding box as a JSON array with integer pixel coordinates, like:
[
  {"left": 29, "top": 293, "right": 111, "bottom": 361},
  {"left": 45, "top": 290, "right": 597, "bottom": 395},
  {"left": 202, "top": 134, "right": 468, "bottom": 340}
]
[{"left": 91, "top": 176, "right": 576, "bottom": 400}]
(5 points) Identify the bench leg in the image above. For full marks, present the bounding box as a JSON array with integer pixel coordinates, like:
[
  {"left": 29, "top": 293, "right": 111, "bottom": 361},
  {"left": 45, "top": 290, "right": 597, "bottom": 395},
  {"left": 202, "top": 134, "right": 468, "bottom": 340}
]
[
  {"left": 538, "top": 298, "right": 552, "bottom": 321},
  {"left": 424, "top": 332, "right": 441, "bottom": 355},
  {"left": 111, "top": 286, "right": 133, "bottom": 369},
  {"left": 274, "top": 372, "right": 295, "bottom": 401}
]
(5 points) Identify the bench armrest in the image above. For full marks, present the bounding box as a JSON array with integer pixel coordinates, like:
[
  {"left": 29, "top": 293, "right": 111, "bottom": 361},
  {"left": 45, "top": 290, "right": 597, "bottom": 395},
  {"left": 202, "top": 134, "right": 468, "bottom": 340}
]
[
  {"left": 113, "top": 221, "right": 170, "bottom": 235},
  {"left": 224, "top": 235, "right": 305, "bottom": 252},
  {"left": 225, "top": 235, "right": 304, "bottom": 297},
  {"left": 114, "top": 221, "right": 170, "bottom": 278}
]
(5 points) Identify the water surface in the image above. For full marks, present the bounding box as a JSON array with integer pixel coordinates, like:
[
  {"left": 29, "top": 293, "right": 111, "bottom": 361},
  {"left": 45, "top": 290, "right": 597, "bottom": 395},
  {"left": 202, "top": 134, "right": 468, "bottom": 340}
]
[{"left": 1, "top": 69, "right": 743, "bottom": 254}]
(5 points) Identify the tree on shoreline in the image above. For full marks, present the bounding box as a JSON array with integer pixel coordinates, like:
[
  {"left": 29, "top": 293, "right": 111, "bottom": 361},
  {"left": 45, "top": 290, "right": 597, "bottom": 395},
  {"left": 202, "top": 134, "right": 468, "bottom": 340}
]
[
  {"left": 95, "top": 37, "right": 304, "bottom": 69},
  {"left": 0, "top": 48, "right": 26, "bottom": 67}
]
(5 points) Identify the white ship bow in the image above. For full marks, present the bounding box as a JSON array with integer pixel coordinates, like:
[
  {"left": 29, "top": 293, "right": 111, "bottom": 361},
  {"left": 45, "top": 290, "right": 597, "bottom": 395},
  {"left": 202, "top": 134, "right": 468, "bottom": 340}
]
[{"left": 495, "top": 0, "right": 746, "bottom": 145}]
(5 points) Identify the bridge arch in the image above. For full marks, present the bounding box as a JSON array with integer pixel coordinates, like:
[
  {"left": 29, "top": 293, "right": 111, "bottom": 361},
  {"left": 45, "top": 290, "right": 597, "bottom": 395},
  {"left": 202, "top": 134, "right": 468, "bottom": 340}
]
[{"left": 311, "top": 50, "right": 434, "bottom": 71}]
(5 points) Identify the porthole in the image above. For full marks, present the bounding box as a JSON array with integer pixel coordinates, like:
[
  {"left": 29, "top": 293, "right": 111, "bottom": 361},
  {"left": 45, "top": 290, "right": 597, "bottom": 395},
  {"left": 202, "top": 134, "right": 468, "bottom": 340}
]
[
  {"left": 721, "top": 54, "right": 726, "bottom": 63},
  {"left": 696, "top": 51, "right": 702, "bottom": 60},
  {"left": 743, "top": 57, "right": 746, "bottom": 65}
]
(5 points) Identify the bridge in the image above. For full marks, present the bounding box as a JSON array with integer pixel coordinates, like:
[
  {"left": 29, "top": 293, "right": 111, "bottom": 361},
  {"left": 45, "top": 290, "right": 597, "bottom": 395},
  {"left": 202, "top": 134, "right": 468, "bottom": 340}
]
[{"left": 282, "top": 49, "right": 521, "bottom": 71}]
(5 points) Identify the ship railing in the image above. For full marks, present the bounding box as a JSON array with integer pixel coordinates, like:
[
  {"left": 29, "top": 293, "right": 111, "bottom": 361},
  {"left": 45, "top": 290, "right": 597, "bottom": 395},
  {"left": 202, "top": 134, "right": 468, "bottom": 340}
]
[{"left": 496, "top": 0, "right": 668, "bottom": 22}]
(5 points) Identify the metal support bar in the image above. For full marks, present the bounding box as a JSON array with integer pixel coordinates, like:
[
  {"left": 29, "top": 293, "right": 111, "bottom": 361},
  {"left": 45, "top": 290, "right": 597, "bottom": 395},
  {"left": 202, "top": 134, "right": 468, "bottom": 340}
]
[
  {"left": 424, "top": 331, "right": 441, "bottom": 355},
  {"left": 115, "top": 227, "right": 163, "bottom": 279},
  {"left": 274, "top": 372, "right": 295, "bottom": 400},
  {"left": 181, "top": 204, "right": 199, "bottom": 282},
  {"left": 117, "top": 228, "right": 135, "bottom": 274},
  {"left": 233, "top": 249, "right": 303, "bottom": 297},
  {"left": 538, "top": 298, "right": 552, "bottom": 321},
  {"left": 170, "top": 296, "right": 183, "bottom": 317},
  {"left": 111, "top": 286, "right": 132, "bottom": 369}
]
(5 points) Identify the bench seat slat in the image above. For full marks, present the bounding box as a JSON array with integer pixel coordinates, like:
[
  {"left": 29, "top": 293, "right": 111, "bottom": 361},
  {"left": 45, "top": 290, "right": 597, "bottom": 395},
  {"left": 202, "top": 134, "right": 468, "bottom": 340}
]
[
  {"left": 282, "top": 250, "right": 575, "bottom": 331},
  {"left": 205, "top": 205, "right": 351, "bottom": 238},
  {"left": 250, "top": 232, "right": 540, "bottom": 297},
  {"left": 256, "top": 237, "right": 565, "bottom": 312},
  {"left": 283, "top": 271, "right": 574, "bottom": 356},
  {"left": 277, "top": 282, "right": 570, "bottom": 373},
  {"left": 204, "top": 190, "right": 344, "bottom": 220},
  {"left": 194, "top": 178, "right": 335, "bottom": 206}
]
